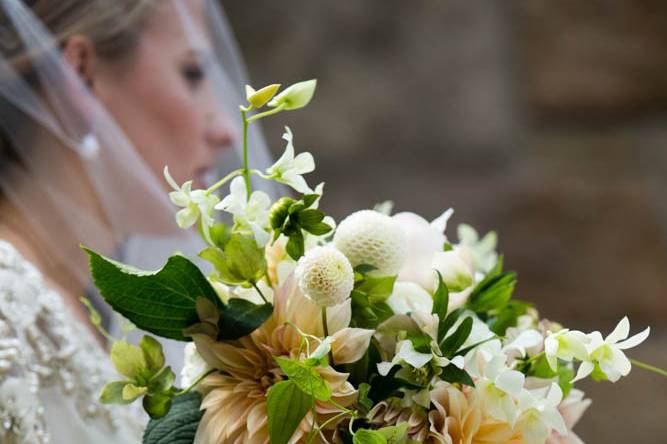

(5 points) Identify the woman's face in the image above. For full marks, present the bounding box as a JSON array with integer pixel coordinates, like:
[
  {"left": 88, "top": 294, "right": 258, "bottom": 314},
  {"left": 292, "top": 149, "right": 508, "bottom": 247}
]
[{"left": 92, "top": 0, "right": 233, "bottom": 189}]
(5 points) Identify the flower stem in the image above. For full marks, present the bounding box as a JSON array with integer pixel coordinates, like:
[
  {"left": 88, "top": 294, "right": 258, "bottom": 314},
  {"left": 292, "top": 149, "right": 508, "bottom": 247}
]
[
  {"left": 175, "top": 369, "right": 216, "bottom": 396},
  {"left": 240, "top": 109, "right": 252, "bottom": 199},
  {"left": 246, "top": 103, "right": 287, "bottom": 123},
  {"left": 630, "top": 358, "right": 667, "bottom": 378},
  {"left": 321, "top": 307, "right": 334, "bottom": 365},
  {"left": 205, "top": 168, "right": 244, "bottom": 195},
  {"left": 252, "top": 282, "right": 269, "bottom": 304}
]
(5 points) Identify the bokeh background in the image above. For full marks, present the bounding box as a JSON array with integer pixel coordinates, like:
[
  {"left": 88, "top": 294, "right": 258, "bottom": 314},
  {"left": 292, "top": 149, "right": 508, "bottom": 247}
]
[{"left": 224, "top": 1, "right": 667, "bottom": 442}]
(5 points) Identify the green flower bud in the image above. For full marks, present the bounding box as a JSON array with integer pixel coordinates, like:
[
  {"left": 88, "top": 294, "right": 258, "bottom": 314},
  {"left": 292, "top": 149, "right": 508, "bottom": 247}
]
[{"left": 269, "top": 197, "right": 294, "bottom": 230}]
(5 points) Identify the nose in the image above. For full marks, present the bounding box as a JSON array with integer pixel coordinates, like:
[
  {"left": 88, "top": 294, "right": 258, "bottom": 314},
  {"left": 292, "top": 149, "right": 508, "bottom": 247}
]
[{"left": 205, "top": 111, "right": 234, "bottom": 152}]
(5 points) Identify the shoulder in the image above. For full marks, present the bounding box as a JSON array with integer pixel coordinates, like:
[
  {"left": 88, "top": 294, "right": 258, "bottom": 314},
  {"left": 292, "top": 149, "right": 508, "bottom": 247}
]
[{"left": 0, "top": 240, "right": 146, "bottom": 442}]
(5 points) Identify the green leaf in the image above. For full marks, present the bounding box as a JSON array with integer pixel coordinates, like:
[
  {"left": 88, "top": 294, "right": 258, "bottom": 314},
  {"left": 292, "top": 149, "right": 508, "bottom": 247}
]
[
  {"left": 468, "top": 271, "right": 517, "bottom": 314},
  {"left": 200, "top": 234, "right": 266, "bottom": 286},
  {"left": 303, "top": 222, "right": 333, "bottom": 236},
  {"left": 432, "top": 272, "right": 449, "bottom": 323},
  {"left": 275, "top": 356, "right": 332, "bottom": 401},
  {"left": 218, "top": 299, "right": 273, "bottom": 340},
  {"left": 368, "top": 369, "right": 421, "bottom": 403},
  {"left": 285, "top": 231, "right": 305, "bottom": 260},
  {"left": 358, "top": 382, "right": 374, "bottom": 411},
  {"left": 143, "top": 392, "right": 174, "bottom": 419},
  {"left": 354, "top": 264, "right": 378, "bottom": 275},
  {"left": 439, "top": 316, "right": 473, "bottom": 358},
  {"left": 148, "top": 366, "right": 176, "bottom": 394},
  {"left": 267, "top": 380, "right": 313, "bottom": 444},
  {"left": 488, "top": 300, "right": 532, "bottom": 336},
  {"left": 143, "top": 392, "right": 203, "bottom": 444},
  {"left": 302, "top": 193, "right": 319, "bottom": 208},
  {"left": 440, "top": 364, "right": 475, "bottom": 387},
  {"left": 377, "top": 422, "right": 409, "bottom": 444},
  {"left": 99, "top": 381, "right": 133, "bottom": 405},
  {"left": 122, "top": 383, "right": 148, "bottom": 402},
  {"left": 356, "top": 276, "right": 397, "bottom": 304},
  {"left": 438, "top": 307, "right": 465, "bottom": 344},
  {"left": 296, "top": 208, "right": 325, "bottom": 227},
  {"left": 111, "top": 340, "right": 146, "bottom": 380},
  {"left": 84, "top": 248, "right": 222, "bottom": 341},
  {"left": 141, "top": 336, "right": 165, "bottom": 374},
  {"left": 353, "top": 429, "right": 387, "bottom": 444}
]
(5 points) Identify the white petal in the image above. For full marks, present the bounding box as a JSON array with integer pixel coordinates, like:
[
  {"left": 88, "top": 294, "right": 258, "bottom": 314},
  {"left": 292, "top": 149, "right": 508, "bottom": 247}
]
[
  {"left": 611, "top": 348, "right": 632, "bottom": 377},
  {"left": 250, "top": 223, "right": 270, "bottom": 247},
  {"left": 377, "top": 361, "right": 395, "bottom": 376},
  {"left": 292, "top": 152, "right": 315, "bottom": 174},
  {"left": 169, "top": 190, "right": 190, "bottom": 207},
  {"left": 176, "top": 206, "right": 199, "bottom": 229},
  {"left": 545, "top": 382, "right": 563, "bottom": 407},
  {"left": 495, "top": 369, "right": 525, "bottom": 397},
  {"left": 430, "top": 208, "right": 454, "bottom": 234},
  {"left": 163, "top": 166, "right": 180, "bottom": 191},
  {"left": 331, "top": 328, "right": 374, "bottom": 364},
  {"left": 283, "top": 174, "right": 312, "bottom": 194},
  {"left": 543, "top": 407, "right": 568, "bottom": 435},
  {"left": 606, "top": 316, "right": 630, "bottom": 344},
  {"left": 544, "top": 336, "right": 559, "bottom": 371},
  {"left": 616, "top": 326, "right": 650, "bottom": 350},
  {"left": 572, "top": 361, "right": 594, "bottom": 383},
  {"left": 396, "top": 340, "right": 432, "bottom": 369},
  {"left": 451, "top": 355, "right": 465, "bottom": 369}
]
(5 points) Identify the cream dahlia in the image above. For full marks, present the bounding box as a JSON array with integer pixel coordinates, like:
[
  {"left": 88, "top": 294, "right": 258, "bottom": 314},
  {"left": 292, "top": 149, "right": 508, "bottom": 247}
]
[{"left": 189, "top": 277, "right": 373, "bottom": 444}]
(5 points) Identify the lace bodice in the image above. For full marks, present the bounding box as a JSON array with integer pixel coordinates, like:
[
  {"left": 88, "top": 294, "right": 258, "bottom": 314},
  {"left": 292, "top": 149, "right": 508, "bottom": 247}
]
[{"left": 0, "top": 240, "right": 145, "bottom": 443}]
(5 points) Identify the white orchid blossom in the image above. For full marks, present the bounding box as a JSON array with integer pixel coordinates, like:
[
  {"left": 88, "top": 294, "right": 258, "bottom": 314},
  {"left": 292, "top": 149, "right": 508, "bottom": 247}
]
[
  {"left": 475, "top": 354, "right": 525, "bottom": 426},
  {"left": 457, "top": 223, "right": 498, "bottom": 274},
  {"left": 544, "top": 329, "right": 590, "bottom": 372},
  {"left": 503, "top": 329, "right": 544, "bottom": 359},
  {"left": 164, "top": 166, "right": 219, "bottom": 244},
  {"left": 517, "top": 383, "right": 567, "bottom": 444},
  {"left": 215, "top": 176, "right": 271, "bottom": 246},
  {"left": 377, "top": 339, "right": 464, "bottom": 377},
  {"left": 573, "top": 317, "right": 650, "bottom": 383},
  {"left": 265, "top": 127, "right": 315, "bottom": 194}
]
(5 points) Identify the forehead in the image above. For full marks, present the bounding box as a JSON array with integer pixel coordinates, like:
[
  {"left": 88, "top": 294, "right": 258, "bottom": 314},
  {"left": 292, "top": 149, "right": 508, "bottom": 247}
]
[{"left": 142, "top": 0, "right": 210, "bottom": 52}]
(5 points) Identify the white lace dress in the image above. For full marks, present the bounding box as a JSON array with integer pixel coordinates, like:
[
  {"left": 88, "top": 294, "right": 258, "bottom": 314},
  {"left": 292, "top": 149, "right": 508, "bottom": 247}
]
[{"left": 0, "top": 241, "right": 145, "bottom": 443}]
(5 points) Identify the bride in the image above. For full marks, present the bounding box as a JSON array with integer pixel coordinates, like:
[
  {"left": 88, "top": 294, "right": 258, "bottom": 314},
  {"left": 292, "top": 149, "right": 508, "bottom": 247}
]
[{"left": 0, "top": 0, "right": 275, "bottom": 442}]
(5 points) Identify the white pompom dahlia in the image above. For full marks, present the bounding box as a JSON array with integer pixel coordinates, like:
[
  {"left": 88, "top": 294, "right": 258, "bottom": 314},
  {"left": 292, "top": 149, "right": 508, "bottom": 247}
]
[
  {"left": 295, "top": 246, "right": 354, "bottom": 307},
  {"left": 333, "top": 210, "right": 407, "bottom": 276}
]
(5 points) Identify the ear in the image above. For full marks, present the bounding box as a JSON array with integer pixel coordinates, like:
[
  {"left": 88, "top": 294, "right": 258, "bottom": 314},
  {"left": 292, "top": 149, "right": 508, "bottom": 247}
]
[{"left": 62, "top": 35, "right": 97, "bottom": 88}]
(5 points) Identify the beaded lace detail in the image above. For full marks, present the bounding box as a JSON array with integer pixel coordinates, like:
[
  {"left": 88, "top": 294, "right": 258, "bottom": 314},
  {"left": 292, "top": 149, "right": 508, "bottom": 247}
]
[{"left": 0, "top": 241, "right": 144, "bottom": 443}]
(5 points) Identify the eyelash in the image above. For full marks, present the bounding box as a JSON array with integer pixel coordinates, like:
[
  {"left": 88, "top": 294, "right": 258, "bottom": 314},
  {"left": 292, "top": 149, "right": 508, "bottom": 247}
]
[{"left": 182, "top": 65, "right": 205, "bottom": 87}]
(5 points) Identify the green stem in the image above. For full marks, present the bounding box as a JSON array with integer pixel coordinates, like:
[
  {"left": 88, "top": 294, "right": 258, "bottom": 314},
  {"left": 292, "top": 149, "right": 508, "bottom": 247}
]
[
  {"left": 175, "top": 369, "right": 216, "bottom": 396},
  {"left": 205, "top": 168, "right": 244, "bottom": 195},
  {"left": 630, "top": 358, "right": 667, "bottom": 378},
  {"left": 240, "top": 109, "right": 252, "bottom": 199},
  {"left": 321, "top": 308, "right": 334, "bottom": 365},
  {"left": 252, "top": 281, "right": 269, "bottom": 304},
  {"left": 307, "top": 410, "right": 351, "bottom": 444},
  {"left": 246, "top": 103, "right": 287, "bottom": 123}
]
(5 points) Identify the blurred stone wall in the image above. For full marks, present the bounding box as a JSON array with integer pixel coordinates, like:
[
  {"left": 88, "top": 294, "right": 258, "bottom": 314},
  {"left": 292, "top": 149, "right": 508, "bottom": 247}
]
[{"left": 224, "top": 1, "right": 667, "bottom": 441}]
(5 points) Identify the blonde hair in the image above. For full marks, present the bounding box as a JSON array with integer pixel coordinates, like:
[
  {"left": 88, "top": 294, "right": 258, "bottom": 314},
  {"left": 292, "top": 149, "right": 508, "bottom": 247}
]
[{"left": 0, "top": 0, "right": 157, "bottom": 183}]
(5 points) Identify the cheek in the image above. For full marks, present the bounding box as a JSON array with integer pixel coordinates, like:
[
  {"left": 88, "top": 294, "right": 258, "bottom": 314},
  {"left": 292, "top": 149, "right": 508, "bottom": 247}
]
[{"left": 98, "top": 60, "right": 208, "bottom": 185}]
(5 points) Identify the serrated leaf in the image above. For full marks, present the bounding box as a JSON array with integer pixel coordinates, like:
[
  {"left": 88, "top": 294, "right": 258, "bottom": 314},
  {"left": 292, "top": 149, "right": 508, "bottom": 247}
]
[
  {"left": 143, "top": 392, "right": 203, "bottom": 444},
  {"left": 84, "top": 248, "right": 222, "bottom": 341},
  {"left": 267, "top": 380, "right": 313, "bottom": 444},
  {"left": 275, "top": 356, "right": 332, "bottom": 401}
]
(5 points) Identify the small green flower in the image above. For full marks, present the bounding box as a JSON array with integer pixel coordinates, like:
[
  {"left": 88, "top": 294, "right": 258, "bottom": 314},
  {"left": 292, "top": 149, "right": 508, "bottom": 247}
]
[
  {"left": 99, "top": 336, "right": 177, "bottom": 419},
  {"left": 245, "top": 83, "right": 281, "bottom": 108}
]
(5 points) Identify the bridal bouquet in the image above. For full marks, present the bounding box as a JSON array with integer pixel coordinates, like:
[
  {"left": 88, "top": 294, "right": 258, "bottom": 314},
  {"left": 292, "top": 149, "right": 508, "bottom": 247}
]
[{"left": 85, "top": 80, "right": 663, "bottom": 444}]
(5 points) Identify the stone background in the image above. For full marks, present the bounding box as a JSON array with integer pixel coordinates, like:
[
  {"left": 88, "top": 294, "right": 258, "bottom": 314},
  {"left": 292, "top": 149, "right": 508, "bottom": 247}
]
[{"left": 224, "top": 1, "right": 667, "bottom": 442}]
